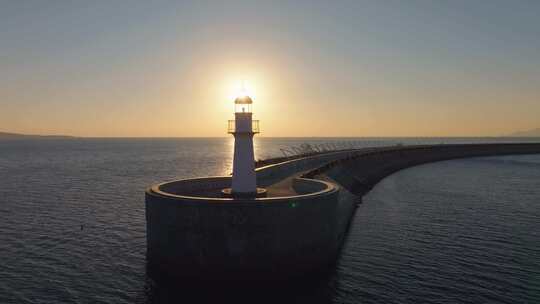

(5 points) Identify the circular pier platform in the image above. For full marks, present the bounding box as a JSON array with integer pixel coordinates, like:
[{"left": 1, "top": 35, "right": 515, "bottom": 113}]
[{"left": 145, "top": 176, "right": 340, "bottom": 282}]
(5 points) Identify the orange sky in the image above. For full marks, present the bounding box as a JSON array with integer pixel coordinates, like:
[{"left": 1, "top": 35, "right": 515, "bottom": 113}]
[{"left": 1, "top": 2, "right": 539, "bottom": 137}]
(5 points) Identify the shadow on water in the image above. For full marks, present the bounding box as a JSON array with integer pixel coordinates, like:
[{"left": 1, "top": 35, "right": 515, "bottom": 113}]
[{"left": 141, "top": 266, "right": 341, "bottom": 304}]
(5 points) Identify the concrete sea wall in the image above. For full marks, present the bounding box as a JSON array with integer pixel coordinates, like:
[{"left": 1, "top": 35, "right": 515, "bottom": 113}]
[
  {"left": 314, "top": 143, "right": 540, "bottom": 256},
  {"left": 145, "top": 143, "right": 540, "bottom": 282},
  {"left": 256, "top": 149, "right": 361, "bottom": 186},
  {"left": 145, "top": 149, "right": 367, "bottom": 281},
  {"left": 307, "top": 143, "right": 540, "bottom": 196},
  {"left": 145, "top": 177, "right": 341, "bottom": 282}
]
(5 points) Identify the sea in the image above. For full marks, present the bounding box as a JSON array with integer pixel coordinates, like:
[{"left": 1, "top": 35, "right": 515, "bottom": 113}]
[{"left": 0, "top": 137, "right": 539, "bottom": 303}]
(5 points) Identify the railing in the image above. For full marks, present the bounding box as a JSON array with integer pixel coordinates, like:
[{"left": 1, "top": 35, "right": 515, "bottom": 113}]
[
  {"left": 228, "top": 120, "right": 260, "bottom": 133},
  {"left": 252, "top": 120, "right": 260, "bottom": 133}
]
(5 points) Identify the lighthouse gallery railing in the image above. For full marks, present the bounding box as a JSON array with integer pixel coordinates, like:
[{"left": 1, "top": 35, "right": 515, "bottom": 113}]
[{"left": 228, "top": 120, "right": 259, "bottom": 133}]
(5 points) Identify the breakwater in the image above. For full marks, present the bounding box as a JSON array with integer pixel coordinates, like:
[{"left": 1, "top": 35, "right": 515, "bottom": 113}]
[
  {"left": 145, "top": 143, "right": 540, "bottom": 283},
  {"left": 304, "top": 143, "right": 540, "bottom": 196}
]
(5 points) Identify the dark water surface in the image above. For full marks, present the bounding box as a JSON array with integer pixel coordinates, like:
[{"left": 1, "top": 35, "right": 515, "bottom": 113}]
[{"left": 0, "top": 138, "right": 539, "bottom": 303}]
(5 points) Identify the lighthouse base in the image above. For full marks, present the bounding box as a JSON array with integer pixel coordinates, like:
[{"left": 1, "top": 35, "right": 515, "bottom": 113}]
[
  {"left": 145, "top": 176, "right": 341, "bottom": 283},
  {"left": 221, "top": 187, "right": 267, "bottom": 198}
]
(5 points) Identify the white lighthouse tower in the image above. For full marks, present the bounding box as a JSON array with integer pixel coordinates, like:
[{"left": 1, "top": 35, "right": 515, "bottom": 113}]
[{"left": 227, "top": 94, "right": 260, "bottom": 196}]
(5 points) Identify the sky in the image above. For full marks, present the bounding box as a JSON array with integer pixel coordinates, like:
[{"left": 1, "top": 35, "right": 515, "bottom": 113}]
[{"left": 1, "top": 0, "right": 539, "bottom": 137}]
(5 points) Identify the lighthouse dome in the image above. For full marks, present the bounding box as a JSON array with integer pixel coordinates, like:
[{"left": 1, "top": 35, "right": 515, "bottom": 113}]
[{"left": 234, "top": 95, "right": 253, "bottom": 104}]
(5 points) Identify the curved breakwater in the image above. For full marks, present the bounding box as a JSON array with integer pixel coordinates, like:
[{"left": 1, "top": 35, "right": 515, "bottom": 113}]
[
  {"left": 303, "top": 143, "right": 540, "bottom": 196},
  {"left": 145, "top": 143, "right": 540, "bottom": 283}
]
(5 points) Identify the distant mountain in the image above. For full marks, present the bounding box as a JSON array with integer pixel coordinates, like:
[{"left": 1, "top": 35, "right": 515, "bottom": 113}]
[
  {"left": 0, "top": 132, "right": 75, "bottom": 139},
  {"left": 507, "top": 128, "right": 540, "bottom": 137}
]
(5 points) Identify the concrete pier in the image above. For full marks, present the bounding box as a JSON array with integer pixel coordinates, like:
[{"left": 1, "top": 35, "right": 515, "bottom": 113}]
[
  {"left": 146, "top": 177, "right": 340, "bottom": 282},
  {"left": 303, "top": 143, "right": 540, "bottom": 197},
  {"left": 145, "top": 143, "right": 540, "bottom": 282}
]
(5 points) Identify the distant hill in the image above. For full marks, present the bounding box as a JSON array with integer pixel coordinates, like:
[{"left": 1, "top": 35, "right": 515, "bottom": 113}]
[
  {"left": 0, "top": 132, "right": 75, "bottom": 139},
  {"left": 507, "top": 128, "right": 540, "bottom": 137}
]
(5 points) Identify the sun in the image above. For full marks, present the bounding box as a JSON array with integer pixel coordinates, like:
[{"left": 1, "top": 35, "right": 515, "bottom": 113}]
[{"left": 228, "top": 80, "right": 257, "bottom": 101}]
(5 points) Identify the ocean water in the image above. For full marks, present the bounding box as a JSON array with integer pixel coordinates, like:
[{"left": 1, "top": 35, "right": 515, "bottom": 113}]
[{"left": 0, "top": 138, "right": 539, "bottom": 303}]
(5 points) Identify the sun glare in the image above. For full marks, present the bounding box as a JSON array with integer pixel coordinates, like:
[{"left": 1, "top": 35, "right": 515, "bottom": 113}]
[
  {"left": 221, "top": 76, "right": 268, "bottom": 116},
  {"left": 228, "top": 80, "right": 256, "bottom": 101}
]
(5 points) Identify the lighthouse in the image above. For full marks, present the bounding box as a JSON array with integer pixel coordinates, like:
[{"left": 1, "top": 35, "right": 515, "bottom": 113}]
[{"left": 227, "top": 94, "right": 260, "bottom": 196}]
